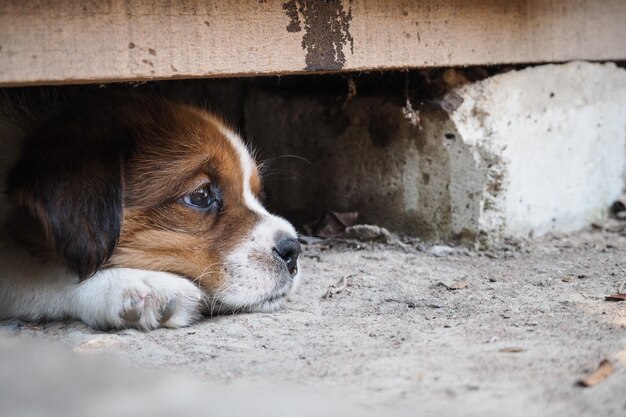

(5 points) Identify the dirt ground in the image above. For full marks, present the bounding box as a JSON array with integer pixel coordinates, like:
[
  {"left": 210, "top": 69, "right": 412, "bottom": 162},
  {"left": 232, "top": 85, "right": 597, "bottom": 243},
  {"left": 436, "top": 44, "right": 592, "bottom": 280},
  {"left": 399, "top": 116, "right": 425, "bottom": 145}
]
[{"left": 2, "top": 225, "right": 626, "bottom": 416}]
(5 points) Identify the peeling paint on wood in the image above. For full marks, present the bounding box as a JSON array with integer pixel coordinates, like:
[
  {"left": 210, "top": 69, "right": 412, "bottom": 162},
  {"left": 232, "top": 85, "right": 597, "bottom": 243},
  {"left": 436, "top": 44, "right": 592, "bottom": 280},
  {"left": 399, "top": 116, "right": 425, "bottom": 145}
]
[{"left": 282, "top": 0, "right": 353, "bottom": 71}]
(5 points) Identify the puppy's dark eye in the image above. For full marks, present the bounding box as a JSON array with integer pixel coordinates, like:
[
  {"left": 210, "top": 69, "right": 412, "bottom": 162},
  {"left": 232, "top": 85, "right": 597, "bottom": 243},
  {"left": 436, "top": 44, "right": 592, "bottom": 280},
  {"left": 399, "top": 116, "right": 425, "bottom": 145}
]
[{"left": 181, "top": 184, "right": 223, "bottom": 212}]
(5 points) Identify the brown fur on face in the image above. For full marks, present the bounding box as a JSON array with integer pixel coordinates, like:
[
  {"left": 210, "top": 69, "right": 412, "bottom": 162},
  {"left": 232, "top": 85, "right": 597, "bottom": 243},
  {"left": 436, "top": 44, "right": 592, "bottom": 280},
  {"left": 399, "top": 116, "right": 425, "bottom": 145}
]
[{"left": 8, "top": 93, "right": 265, "bottom": 293}]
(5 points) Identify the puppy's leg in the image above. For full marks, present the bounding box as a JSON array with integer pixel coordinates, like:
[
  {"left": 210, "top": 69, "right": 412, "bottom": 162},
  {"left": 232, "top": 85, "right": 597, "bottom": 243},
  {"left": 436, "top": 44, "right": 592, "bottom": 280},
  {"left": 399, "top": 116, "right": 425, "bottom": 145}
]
[
  {"left": 70, "top": 268, "right": 204, "bottom": 329},
  {"left": 0, "top": 249, "right": 203, "bottom": 329}
]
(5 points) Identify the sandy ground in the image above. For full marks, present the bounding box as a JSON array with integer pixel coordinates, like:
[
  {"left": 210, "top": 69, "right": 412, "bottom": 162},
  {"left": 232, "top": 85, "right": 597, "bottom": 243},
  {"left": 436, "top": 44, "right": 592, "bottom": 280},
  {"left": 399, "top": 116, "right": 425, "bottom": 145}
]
[{"left": 2, "top": 225, "right": 626, "bottom": 416}]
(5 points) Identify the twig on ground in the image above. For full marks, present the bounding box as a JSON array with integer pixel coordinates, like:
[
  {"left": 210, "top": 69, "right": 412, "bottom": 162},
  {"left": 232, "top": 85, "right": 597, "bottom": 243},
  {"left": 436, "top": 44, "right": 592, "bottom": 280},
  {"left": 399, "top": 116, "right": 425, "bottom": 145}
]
[
  {"left": 499, "top": 347, "right": 526, "bottom": 353},
  {"left": 605, "top": 281, "right": 626, "bottom": 301},
  {"left": 323, "top": 274, "right": 355, "bottom": 299},
  {"left": 435, "top": 279, "right": 469, "bottom": 291},
  {"left": 577, "top": 359, "right": 614, "bottom": 387}
]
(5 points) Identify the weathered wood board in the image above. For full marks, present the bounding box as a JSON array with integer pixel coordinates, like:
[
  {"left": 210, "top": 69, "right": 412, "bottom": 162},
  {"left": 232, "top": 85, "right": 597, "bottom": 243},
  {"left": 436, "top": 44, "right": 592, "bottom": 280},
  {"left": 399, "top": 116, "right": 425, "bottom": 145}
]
[{"left": 0, "top": 0, "right": 625, "bottom": 86}]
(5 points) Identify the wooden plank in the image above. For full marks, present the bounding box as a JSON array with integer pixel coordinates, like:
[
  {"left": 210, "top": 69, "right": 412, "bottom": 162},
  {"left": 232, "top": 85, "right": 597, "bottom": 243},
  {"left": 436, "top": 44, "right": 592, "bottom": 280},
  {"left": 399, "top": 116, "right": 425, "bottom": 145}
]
[{"left": 0, "top": 0, "right": 625, "bottom": 86}]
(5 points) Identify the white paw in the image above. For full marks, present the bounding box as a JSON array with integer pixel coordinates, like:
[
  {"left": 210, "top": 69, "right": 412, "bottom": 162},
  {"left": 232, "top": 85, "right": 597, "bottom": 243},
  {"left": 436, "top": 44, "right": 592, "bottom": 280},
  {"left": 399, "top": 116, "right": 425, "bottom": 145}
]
[{"left": 72, "top": 269, "right": 203, "bottom": 330}]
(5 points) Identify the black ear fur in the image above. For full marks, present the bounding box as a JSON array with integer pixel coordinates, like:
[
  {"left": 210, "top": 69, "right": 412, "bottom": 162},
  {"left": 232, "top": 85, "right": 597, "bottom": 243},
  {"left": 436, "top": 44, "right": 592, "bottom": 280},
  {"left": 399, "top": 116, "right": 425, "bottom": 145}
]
[{"left": 8, "top": 121, "right": 128, "bottom": 281}]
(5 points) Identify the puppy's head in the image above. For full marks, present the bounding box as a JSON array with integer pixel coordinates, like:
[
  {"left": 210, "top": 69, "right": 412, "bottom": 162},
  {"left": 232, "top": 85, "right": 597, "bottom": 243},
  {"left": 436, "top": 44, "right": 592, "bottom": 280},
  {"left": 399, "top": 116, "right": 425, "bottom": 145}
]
[{"left": 8, "top": 94, "right": 301, "bottom": 313}]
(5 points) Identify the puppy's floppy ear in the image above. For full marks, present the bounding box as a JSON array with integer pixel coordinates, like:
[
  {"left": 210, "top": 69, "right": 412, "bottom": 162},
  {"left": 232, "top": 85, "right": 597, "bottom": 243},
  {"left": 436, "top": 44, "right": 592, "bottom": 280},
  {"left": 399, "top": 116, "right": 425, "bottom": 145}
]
[{"left": 8, "top": 128, "right": 128, "bottom": 281}]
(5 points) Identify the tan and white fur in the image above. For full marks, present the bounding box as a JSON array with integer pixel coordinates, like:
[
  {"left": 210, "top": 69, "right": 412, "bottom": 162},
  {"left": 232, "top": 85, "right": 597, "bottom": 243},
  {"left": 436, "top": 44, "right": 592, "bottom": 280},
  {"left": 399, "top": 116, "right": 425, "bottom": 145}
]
[{"left": 0, "top": 92, "right": 301, "bottom": 330}]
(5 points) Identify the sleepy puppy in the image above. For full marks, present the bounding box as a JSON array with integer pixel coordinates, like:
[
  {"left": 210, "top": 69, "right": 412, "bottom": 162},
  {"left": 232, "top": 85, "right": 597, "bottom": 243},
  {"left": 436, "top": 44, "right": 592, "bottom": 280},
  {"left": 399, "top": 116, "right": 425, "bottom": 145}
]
[{"left": 0, "top": 92, "right": 301, "bottom": 330}]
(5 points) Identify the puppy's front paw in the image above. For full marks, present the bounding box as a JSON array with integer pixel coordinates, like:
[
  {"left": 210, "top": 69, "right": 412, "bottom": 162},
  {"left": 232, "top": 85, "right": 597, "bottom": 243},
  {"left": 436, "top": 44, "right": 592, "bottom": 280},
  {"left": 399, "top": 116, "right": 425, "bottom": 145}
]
[
  {"left": 74, "top": 269, "right": 203, "bottom": 330},
  {"left": 119, "top": 274, "right": 203, "bottom": 329}
]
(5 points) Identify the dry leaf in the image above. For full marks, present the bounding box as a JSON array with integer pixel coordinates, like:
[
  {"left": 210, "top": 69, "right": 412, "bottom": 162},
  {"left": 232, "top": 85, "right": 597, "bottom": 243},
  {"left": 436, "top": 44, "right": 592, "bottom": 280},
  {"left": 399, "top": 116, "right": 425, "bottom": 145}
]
[
  {"left": 577, "top": 359, "right": 614, "bottom": 387},
  {"left": 499, "top": 347, "right": 525, "bottom": 353},
  {"left": 310, "top": 211, "right": 359, "bottom": 238},
  {"left": 605, "top": 294, "right": 626, "bottom": 301}
]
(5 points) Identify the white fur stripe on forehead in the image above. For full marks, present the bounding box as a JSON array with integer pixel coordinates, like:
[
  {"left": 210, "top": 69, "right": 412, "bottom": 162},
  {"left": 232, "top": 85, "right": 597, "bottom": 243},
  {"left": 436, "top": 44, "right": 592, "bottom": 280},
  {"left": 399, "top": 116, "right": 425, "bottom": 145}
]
[{"left": 217, "top": 125, "right": 268, "bottom": 216}]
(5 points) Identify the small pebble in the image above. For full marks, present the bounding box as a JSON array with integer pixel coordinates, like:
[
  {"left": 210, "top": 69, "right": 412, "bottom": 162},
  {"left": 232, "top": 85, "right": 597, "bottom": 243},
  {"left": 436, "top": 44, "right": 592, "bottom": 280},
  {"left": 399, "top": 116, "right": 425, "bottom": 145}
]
[
  {"left": 0, "top": 320, "right": 23, "bottom": 335},
  {"left": 429, "top": 245, "right": 457, "bottom": 257}
]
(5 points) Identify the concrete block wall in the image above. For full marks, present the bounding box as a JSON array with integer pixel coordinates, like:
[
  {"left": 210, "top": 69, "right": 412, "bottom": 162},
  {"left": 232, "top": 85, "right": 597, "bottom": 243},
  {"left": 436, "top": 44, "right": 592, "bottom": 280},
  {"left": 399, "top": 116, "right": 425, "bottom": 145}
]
[
  {"left": 240, "top": 61, "right": 626, "bottom": 246},
  {"left": 447, "top": 62, "right": 626, "bottom": 245}
]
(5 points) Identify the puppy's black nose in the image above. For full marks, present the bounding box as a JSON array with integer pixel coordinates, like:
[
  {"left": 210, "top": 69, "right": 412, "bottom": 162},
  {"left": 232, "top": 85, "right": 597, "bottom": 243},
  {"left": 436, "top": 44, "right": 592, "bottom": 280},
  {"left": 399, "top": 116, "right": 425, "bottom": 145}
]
[{"left": 273, "top": 237, "right": 301, "bottom": 276}]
